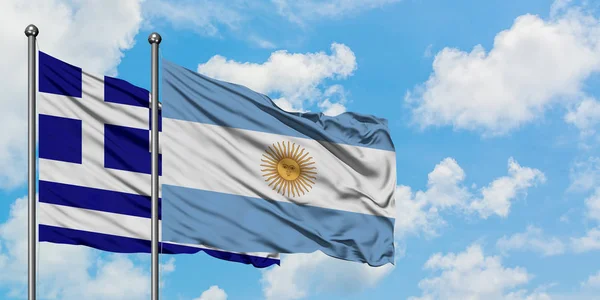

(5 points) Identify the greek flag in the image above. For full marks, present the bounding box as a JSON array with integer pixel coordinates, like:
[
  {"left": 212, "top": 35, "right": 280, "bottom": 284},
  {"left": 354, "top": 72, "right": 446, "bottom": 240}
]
[
  {"left": 37, "top": 51, "right": 279, "bottom": 268},
  {"left": 160, "top": 60, "right": 396, "bottom": 266}
]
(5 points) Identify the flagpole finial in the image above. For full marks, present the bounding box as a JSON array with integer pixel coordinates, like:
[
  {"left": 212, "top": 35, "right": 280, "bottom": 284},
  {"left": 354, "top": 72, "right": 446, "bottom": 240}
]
[
  {"left": 148, "top": 32, "right": 162, "bottom": 44},
  {"left": 24, "top": 24, "right": 39, "bottom": 37}
]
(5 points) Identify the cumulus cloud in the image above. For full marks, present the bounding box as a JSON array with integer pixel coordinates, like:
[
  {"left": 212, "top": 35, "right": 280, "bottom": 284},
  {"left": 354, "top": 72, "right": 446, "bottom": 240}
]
[
  {"left": 317, "top": 85, "right": 348, "bottom": 116},
  {"left": 581, "top": 270, "right": 600, "bottom": 289},
  {"left": 409, "top": 244, "right": 547, "bottom": 300},
  {"left": 569, "top": 157, "right": 600, "bottom": 192},
  {"left": 469, "top": 158, "right": 546, "bottom": 219},
  {"left": 272, "top": 0, "right": 401, "bottom": 25},
  {"left": 569, "top": 165, "right": 600, "bottom": 254},
  {"left": 584, "top": 188, "right": 600, "bottom": 222},
  {"left": 406, "top": 4, "right": 600, "bottom": 136},
  {"left": 571, "top": 228, "right": 600, "bottom": 253},
  {"left": 0, "top": 197, "right": 168, "bottom": 299},
  {"left": 496, "top": 226, "right": 566, "bottom": 257},
  {"left": 260, "top": 251, "right": 394, "bottom": 300},
  {"left": 194, "top": 285, "right": 228, "bottom": 300},
  {"left": 160, "top": 257, "right": 176, "bottom": 273},
  {"left": 394, "top": 185, "right": 446, "bottom": 238},
  {"left": 0, "top": 0, "right": 144, "bottom": 188},
  {"left": 197, "top": 43, "right": 357, "bottom": 113},
  {"left": 565, "top": 97, "right": 600, "bottom": 137},
  {"left": 395, "top": 157, "right": 545, "bottom": 237}
]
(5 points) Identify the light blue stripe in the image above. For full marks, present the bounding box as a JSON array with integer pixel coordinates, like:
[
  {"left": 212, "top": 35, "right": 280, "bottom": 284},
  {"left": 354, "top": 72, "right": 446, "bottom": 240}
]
[
  {"left": 161, "top": 184, "right": 395, "bottom": 266},
  {"left": 161, "top": 59, "right": 395, "bottom": 152}
]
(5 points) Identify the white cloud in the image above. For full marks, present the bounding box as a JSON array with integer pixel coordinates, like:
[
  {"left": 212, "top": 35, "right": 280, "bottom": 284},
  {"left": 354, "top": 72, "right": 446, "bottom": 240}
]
[
  {"left": 272, "top": 0, "right": 401, "bottom": 25},
  {"left": 469, "top": 158, "right": 546, "bottom": 219},
  {"left": 419, "top": 157, "right": 471, "bottom": 209},
  {"left": 0, "top": 197, "right": 161, "bottom": 299},
  {"left": 145, "top": 0, "right": 398, "bottom": 39},
  {"left": 565, "top": 97, "right": 600, "bottom": 137},
  {"left": 571, "top": 228, "right": 600, "bottom": 253},
  {"left": 550, "top": 0, "right": 574, "bottom": 18},
  {"left": 423, "top": 44, "right": 434, "bottom": 58},
  {"left": 248, "top": 35, "right": 277, "bottom": 49},
  {"left": 260, "top": 251, "right": 394, "bottom": 300},
  {"left": 317, "top": 85, "right": 348, "bottom": 116},
  {"left": 569, "top": 157, "right": 600, "bottom": 192},
  {"left": 394, "top": 157, "right": 468, "bottom": 238},
  {"left": 581, "top": 270, "right": 600, "bottom": 289},
  {"left": 504, "top": 289, "right": 553, "bottom": 300},
  {"left": 194, "top": 285, "right": 228, "bottom": 300},
  {"left": 143, "top": 0, "right": 244, "bottom": 37},
  {"left": 585, "top": 188, "right": 600, "bottom": 222},
  {"left": 0, "top": 0, "right": 144, "bottom": 188},
  {"left": 409, "top": 244, "right": 543, "bottom": 300},
  {"left": 396, "top": 157, "right": 545, "bottom": 237},
  {"left": 406, "top": 5, "right": 600, "bottom": 136},
  {"left": 496, "top": 226, "right": 566, "bottom": 257},
  {"left": 197, "top": 43, "right": 356, "bottom": 112},
  {"left": 160, "top": 257, "right": 176, "bottom": 273},
  {"left": 143, "top": 1, "right": 395, "bottom": 46},
  {"left": 318, "top": 99, "right": 347, "bottom": 116},
  {"left": 272, "top": 98, "right": 307, "bottom": 113},
  {"left": 394, "top": 184, "right": 445, "bottom": 238}
]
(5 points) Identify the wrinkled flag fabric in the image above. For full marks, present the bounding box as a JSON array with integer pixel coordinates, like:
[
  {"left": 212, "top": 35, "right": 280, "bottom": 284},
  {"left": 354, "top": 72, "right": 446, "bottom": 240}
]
[
  {"left": 37, "top": 51, "right": 279, "bottom": 268},
  {"left": 160, "top": 59, "right": 396, "bottom": 266}
]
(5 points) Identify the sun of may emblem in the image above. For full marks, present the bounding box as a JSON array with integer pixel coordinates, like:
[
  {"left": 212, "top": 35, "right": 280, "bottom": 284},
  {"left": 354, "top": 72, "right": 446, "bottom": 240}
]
[{"left": 261, "top": 141, "right": 317, "bottom": 197}]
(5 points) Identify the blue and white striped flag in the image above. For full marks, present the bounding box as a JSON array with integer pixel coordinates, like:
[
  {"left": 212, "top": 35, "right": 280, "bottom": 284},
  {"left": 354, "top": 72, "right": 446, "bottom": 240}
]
[
  {"left": 37, "top": 51, "right": 279, "bottom": 268},
  {"left": 160, "top": 59, "right": 396, "bottom": 266}
]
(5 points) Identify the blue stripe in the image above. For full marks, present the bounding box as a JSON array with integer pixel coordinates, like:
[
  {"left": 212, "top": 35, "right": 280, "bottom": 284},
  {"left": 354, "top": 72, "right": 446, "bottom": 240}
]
[
  {"left": 39, "top": 114, "right": 83, "bottom": 164},
  {"left": 39, "top": 51, "right": 82, "bottom": 97},
  {"left": 161, "top": 185, "right": 395, "bottom": 266},
  {"left": 104, "top": 75, "right": 149, "bottom": 107},
  {"left": 161, "top": 59, "right": 394, "bottom": 152},
  {"left": 39, "top": 180, "right": 159, "bottom": 219},
  {"left": 39, "top": 225, "right": 279, "bottom": 268},
  {"left": 104, "top": 124, "right": 162, "bottom": 175}
]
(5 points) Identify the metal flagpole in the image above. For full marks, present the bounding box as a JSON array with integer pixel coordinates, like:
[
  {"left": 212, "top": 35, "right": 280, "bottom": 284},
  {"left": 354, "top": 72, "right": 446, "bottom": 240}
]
[
  {"left": 25, "top": 24, "right": 39, "bottom": 300},
  {"left": 148, "top": 32, "right": 162, "bottom": 300}
]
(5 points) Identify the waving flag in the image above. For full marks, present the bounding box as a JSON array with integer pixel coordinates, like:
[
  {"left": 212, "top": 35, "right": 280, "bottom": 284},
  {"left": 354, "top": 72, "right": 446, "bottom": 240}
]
[
  {"left": 37, "top": 51, "right": 279, "bottom": 268},
  {"left": 160, "top": 59, "right": 396, "bottom": 266}
]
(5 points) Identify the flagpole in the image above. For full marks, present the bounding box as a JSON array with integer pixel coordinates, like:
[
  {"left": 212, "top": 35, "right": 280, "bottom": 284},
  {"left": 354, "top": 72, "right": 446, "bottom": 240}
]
[
  {"left": 149, "top": 32, "right": 162, "bottom": 300},
  {"left": 25, "top": 24, "right": 39, "bottom": 300}
]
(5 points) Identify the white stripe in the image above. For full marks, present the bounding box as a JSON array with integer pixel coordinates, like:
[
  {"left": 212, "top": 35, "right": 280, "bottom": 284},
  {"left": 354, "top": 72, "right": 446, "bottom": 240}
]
[
  {"left": 40, "top": 202, "right": 150, "bottom": 239},
  {"left": 39, "top": 203, "right": 279, "bottom": 259},
  {"left": 162, "top": 119, "right": 396, "bottom": 218},
  {"left": 39, "top": 158, "right": 160, "bottom": 197}
]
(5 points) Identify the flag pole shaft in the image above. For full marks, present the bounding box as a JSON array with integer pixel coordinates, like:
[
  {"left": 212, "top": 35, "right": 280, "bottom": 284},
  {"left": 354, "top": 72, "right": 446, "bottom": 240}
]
[
  {"left": 149, "top": 32, "right": 162, "bottom": 300},
  {"left": 25, "top": 24, "right": 39, "bottom": 300}
]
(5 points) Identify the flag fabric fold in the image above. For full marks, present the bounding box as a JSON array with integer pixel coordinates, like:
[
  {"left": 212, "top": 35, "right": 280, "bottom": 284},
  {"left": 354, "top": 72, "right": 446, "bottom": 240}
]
[
  {"left": 37, "top": 51, "right": 279, "bottom": 268},
  {"left": 160, "top": 59, "right": 396, "bottom": 267}
]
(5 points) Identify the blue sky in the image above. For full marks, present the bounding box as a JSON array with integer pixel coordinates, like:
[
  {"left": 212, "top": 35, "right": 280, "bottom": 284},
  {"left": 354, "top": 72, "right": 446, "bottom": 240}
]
[{"left": 1, "top": 0, "right": 600, "bottom": 299}]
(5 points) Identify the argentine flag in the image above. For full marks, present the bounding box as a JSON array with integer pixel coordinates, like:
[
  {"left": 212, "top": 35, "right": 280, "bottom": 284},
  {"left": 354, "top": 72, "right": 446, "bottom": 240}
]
[
  {"left": 161, "top": 60, "right": 396, "bottom": 266},
  {"left": 37, "top": 51, "right": 279, "bottom": 268}
]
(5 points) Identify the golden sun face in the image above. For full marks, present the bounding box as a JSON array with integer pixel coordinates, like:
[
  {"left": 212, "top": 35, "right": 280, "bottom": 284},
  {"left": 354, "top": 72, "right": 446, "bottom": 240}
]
[{"left": 261, "top": 141, "right": 317, "bottom": 197}]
